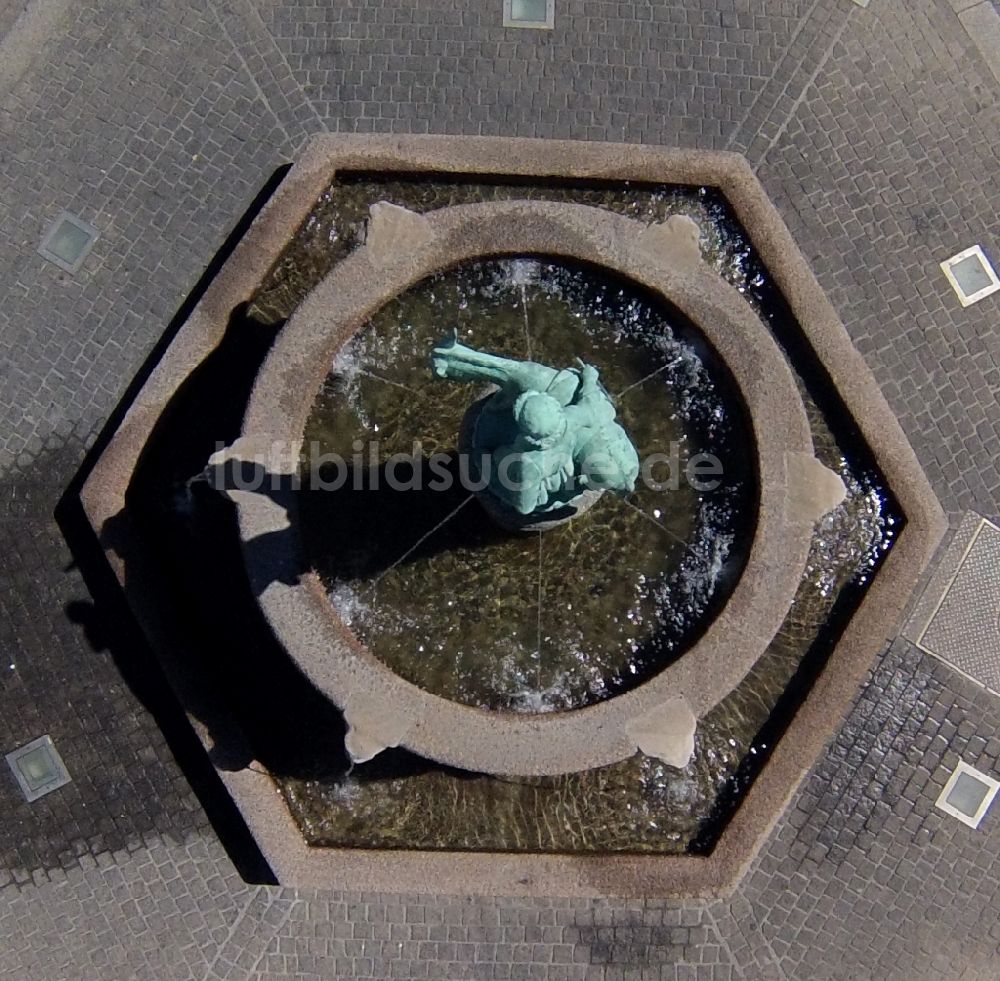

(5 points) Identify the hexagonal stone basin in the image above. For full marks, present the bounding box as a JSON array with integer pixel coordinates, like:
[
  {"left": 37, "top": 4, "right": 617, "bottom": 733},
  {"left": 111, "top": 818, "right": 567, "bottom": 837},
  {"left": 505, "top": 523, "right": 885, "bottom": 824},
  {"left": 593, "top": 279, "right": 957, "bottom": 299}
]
[
  {"left": 227, "top": 173, "right": 898, "bottom": 850},
  {"left": 300, "top": 256, "right": 754, "bottom": 712},
  {"left": 111, "top": 160, "right": 909, "bottom": 859}
]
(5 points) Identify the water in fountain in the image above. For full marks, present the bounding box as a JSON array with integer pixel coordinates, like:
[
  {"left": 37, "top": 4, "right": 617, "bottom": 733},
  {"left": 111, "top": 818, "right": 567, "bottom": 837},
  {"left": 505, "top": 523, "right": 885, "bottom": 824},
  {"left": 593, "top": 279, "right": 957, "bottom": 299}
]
[
  {"left": 136, "top": 172, "right": 896, "bottom": 855},
  {"left": 299, "top": 256, "right": 754, "bottom": 712}
]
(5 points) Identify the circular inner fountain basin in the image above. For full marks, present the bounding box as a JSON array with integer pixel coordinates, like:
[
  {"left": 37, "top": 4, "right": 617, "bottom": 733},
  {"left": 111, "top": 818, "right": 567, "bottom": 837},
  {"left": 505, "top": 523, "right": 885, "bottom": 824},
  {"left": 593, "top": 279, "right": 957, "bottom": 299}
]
[{"left": 300, "top": 256, "right": 755, "bottom": 713}]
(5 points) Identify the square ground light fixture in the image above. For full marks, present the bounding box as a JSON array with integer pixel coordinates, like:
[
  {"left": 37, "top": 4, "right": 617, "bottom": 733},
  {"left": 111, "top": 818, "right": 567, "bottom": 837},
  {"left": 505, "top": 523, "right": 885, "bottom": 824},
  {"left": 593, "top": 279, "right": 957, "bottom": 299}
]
[
  {"left": 5, "top": 735, "right": 72, "bottom": 803},
  {"left": 935, "top": 759, "right": 1000, "bottom": 829},
  {"left": 503, "top": 0, "right": 554, "bottom": 29},
  {"left": 37, "top": 210, "right": 99, "bottom": 274},
  {"left": 939, "top": 245, "right": 1000, "bottom": 307}
]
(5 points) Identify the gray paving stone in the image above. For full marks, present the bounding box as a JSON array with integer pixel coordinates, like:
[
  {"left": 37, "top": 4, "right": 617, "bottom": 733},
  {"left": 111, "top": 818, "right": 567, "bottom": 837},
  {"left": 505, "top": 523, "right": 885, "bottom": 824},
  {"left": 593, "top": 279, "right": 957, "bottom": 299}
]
[
  {"left": 257, "top": 0, "right": 810, "bottom": 145},
  {"left": 958, "top": 0, "right": 1000, "bottom": 86},
  {"left": 755, "top": 0, "right": 1000, "bottom": 521},
  {"left": 2, "top": 0, "right": 1000, "bottom": 979}
]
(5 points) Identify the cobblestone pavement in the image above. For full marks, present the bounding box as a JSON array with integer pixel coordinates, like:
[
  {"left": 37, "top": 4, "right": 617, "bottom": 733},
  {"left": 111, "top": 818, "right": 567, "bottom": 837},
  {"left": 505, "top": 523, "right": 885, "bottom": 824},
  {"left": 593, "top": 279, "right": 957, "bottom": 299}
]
[
  {"left": 1, "top": 1, "right": 999, "bottom": 978},
  {"left": 0, "top": 2, "right": 25, "bottom": 42}
]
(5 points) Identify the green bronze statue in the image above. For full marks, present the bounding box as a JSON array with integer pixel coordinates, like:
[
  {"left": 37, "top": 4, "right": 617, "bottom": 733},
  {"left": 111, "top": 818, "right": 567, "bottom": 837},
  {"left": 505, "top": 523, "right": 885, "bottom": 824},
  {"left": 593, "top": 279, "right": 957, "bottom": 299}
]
[{"left": 431, "top": 332, "right": 640, "bottom": 529}]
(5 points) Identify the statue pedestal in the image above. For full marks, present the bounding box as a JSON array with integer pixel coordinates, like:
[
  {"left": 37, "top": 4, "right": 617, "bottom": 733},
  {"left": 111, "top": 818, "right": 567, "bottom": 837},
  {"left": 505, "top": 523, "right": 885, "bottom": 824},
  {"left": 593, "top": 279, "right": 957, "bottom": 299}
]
[{"left": 458, "top": 395, "right": 604, "bottom": 533}]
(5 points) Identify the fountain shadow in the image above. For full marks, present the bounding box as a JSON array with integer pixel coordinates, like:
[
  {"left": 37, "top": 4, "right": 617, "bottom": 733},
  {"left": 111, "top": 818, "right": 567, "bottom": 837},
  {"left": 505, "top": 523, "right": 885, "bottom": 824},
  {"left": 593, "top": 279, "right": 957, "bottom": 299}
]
[
  {"left": 210, "top": 453, "right": 512, "bottom": 596},
  {"left": 76, "top": 298, "right": 504, "bottom": 817},
  {"left": 51, "top": 167, "right": 305, "bottom": 883},
  {"left": 92, "top": 305, "right": 354, "bottom": 788}
]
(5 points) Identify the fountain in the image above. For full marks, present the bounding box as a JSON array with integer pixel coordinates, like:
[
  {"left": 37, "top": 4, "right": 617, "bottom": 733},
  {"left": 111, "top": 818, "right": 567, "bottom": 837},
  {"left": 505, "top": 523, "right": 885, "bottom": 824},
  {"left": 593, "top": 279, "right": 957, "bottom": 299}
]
[
  {"left": 430, "top": 334, "right": 639, "bottom": 528},
  {"left": 77, "top": 136, "right": 945, "bottom": 897}
]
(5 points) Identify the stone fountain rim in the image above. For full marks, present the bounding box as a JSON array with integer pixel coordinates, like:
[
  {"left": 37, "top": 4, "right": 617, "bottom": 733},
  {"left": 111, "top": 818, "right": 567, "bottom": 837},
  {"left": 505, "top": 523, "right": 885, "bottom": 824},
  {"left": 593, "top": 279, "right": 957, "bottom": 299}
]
[
  {"left": 233, "top": 197, "right": 820, "bottom": 777},
  {"left": 77, "top": 133, "right": 947, "bottom": 894}
]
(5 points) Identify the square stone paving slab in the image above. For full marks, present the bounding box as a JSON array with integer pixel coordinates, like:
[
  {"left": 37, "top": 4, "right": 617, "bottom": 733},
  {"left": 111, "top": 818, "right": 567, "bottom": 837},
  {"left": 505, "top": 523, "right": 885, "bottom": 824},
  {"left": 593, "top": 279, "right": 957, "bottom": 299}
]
[{"left": 905, "top": 511, "right": 1000, "bottom": 696}]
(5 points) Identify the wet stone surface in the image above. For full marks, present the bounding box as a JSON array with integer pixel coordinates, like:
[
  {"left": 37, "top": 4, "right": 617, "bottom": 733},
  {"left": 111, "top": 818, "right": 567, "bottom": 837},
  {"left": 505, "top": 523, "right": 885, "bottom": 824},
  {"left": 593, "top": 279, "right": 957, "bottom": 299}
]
[{"left": 247, "top": 174, "right": 766, "bottom": 327}]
